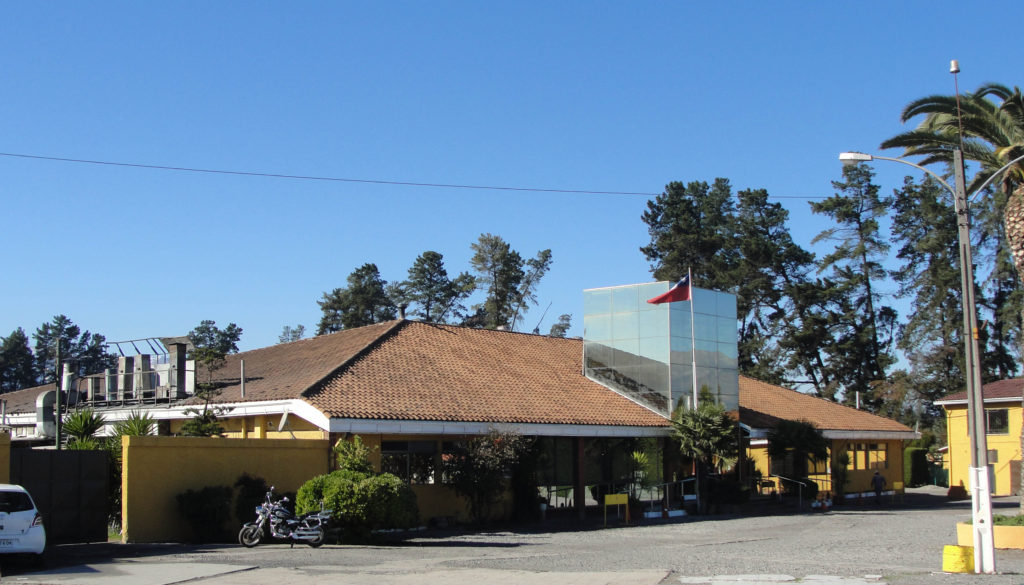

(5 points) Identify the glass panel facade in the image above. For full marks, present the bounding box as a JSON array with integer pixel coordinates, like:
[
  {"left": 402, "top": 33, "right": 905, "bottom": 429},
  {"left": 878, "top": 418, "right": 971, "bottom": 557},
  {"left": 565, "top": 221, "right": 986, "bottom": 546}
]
[{"left": 583, "top": 282, "right": 739, "bottom": 416}]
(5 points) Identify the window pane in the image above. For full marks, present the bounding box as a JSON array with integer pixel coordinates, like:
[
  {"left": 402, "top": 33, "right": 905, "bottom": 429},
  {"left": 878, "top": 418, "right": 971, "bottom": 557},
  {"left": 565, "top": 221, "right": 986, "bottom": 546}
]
[
  {"left": 381, "top": 453, "right": 407, "bottom": 478},
  {"left": 987, "top": 409, "right": 1009, "bottom": 435},
  {"left": 409, "top": 452, "right": 436, "bottom": 483}
]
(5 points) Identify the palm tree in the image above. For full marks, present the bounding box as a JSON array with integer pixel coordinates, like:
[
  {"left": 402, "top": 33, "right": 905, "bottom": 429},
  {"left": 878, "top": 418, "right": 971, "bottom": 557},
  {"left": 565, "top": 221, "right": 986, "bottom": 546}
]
[
  {"left": 883, "top": 83, "right": 1024, "bottom": 513},
  {"left": 766, "top": 420, "right": 829, "bottom": 481},
  {"left": 881, "top": 83, "right": 1024, "bottom": 278},
  {"left": 62, "top": 409, "right": 106, "bottom": 450},
  {"left": 671, "top": 397, "right": 738, "bottom": 514}
]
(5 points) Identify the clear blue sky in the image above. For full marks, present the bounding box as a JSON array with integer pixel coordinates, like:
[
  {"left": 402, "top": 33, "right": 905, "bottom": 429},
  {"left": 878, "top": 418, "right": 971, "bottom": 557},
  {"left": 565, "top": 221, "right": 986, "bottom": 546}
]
[{"left": 3, "top": 2, "right": 1023, "bottom": 351}]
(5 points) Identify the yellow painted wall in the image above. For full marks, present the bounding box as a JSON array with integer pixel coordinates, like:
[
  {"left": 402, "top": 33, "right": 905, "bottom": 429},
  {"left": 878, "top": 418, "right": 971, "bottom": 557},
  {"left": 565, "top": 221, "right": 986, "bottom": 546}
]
[
  {"left": 121, "top": 435, "right": 329, "bottom": 543},
  {"left": 168, "top": 414, "right": 326, "bottom": 440},
  {"left": 746, "top": 439, "right": 905, "bottom": 498},
  {"left": 0, "top": 432, "right": 9, "bottom": 484},
  {"left": 945, "top": 404, "right": 1022, "bottom": 496}
]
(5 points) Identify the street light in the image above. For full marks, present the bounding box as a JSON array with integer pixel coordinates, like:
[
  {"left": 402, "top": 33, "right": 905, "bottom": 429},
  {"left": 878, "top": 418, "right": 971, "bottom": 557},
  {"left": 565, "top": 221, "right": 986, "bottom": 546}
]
[{"left": 839, "top": 149, "right": 1024, "bottom": 574}]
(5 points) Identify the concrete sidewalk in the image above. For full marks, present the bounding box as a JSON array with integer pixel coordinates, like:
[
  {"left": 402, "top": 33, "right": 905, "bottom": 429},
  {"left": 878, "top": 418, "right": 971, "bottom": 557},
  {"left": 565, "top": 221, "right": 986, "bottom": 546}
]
[
  {"left": 8, "top": 562, "right": 671, "bottom": 585},
  {"left": 9, "top": 563, "right": 895, "bottom": 585}
]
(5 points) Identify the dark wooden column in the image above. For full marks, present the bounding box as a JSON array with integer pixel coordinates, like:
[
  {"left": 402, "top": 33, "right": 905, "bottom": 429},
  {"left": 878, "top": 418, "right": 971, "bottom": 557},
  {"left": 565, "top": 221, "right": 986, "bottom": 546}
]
[{"left": 573, "top": 437, "right": 586, "bottom": 520}]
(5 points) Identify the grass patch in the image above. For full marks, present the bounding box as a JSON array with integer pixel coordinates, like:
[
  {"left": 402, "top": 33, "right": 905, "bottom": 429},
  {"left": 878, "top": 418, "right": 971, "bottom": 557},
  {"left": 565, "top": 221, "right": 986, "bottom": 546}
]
[{"left": 993, "top": 514, "right": 1024, "bottom": 526}]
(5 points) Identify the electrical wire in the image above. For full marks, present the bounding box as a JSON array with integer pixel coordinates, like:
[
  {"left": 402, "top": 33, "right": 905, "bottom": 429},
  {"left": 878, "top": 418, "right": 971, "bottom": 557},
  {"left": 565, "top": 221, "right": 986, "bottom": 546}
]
[{"left": 0, "top": 151, "right": 825, "bottom": 199}]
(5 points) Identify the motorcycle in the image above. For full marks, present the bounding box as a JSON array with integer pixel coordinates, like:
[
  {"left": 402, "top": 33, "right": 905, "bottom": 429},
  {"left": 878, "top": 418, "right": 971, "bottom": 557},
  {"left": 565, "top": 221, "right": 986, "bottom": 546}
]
[{"left": 238, "top": 487, "right": 332, "bottom": 548}]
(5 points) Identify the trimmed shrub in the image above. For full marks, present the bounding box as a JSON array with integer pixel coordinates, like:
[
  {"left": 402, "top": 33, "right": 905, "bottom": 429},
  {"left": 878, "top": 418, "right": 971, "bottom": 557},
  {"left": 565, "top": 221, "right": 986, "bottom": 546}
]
[
  {"left": 296, "top": 469, "right": 417, "bottom": 541},
  {"left": 176, "top": 485, "right": 233, "bottom": 543},
  {"left": 358, "top": 474, "right": 418, "bottom": 530},
  {"left": 904, "top": 447, "right": 929, "bottom": 487},
  {"left": 233, "top": 474, "right": 269, "bottom": 525}
]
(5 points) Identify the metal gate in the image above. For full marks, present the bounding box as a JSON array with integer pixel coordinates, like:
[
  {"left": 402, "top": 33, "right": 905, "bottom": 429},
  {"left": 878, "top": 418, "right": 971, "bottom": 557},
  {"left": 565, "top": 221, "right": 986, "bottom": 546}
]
[{"left": 10, "top": 448, "right": 109, "bottom": 544}]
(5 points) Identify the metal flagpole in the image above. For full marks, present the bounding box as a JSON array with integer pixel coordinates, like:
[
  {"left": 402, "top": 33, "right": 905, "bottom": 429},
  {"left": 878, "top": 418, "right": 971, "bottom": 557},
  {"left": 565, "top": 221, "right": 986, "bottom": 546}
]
[{"left": 689, "top": 268, "right": 698, "bottom": 409}]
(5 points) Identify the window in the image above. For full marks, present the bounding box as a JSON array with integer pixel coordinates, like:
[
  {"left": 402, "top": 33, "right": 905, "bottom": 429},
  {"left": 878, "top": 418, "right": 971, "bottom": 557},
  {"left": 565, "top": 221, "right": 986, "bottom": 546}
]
[
  {"left": 0, "top": 490, "right": 33, "bottom": 513},
  {"left": 986, "top": 409, "right": 1009, "bottom": 435},
  {"left": 847, "top": 443, "right": 888, "bottom": 470},
  {"left": 381, "top": 441, "right": 437, "bottom": 484}
]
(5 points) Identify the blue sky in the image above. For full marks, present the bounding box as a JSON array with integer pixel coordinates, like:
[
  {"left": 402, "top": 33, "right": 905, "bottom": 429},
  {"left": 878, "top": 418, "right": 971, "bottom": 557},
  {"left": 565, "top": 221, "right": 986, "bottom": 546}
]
[{"left": 3, "top": 2, "right": 1023, "bottom": 352}]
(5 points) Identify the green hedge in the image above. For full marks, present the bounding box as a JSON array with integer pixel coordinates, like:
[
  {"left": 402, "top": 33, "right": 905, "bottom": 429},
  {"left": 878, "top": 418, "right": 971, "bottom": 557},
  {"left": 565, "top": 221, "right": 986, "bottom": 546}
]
[
  {"left": 297, "top": 469, "right": 418, "bottom": 541},
  {"left": 904, "top": 447, "right": 929, "bottom": 487},
  {"left": 176, "top": 485, "right": 233, "bottom": 543}
]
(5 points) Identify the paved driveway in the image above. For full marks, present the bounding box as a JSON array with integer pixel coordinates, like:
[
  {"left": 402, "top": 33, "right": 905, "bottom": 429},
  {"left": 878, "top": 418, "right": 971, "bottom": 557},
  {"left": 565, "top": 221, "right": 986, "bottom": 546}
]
[{"left": 7, "top": 487, "right": 1024, "bottom": 585}]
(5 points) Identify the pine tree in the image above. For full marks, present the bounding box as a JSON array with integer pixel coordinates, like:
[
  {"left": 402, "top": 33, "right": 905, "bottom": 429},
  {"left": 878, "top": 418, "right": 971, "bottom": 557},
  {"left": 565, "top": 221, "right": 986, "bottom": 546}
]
[
  {"left": 403, "top": 251, "right": 476, "bottom": 323},
  {"left": 640, "top": 179, "right": 739, "bottom": 289},
  {"left": 0, "top": 328, "right": 37, "bottom": 392},
  {"left": 811, "top": 164, "right": 897, "bottom": 409},
  {"left": 467, "top": 234, "right": 551, "bottom": 331},
  {"left": 890, "top": 175, "right": 964, "bottom": 421},
  {"left": 317, "top": 263, "right": 396, "bottom": 334},
  {"left": 32, "top": 315, "right": 115, "bottom": 385}
]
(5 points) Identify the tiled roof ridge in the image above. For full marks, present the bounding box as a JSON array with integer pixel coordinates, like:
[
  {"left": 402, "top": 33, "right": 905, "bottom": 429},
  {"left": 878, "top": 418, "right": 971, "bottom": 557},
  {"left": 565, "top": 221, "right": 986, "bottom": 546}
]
[
  {"left": 938, "top": 377, "right": 1024, "bottom": 402},
  {"left": 227, "top": 319, "right": 397, "bottom": 357},
  {"left": 404, "top": 319, "right": 581, "bottom": 340},
  {"left": 300, "top": 319, "right": 408, "bottom": 399},
  {"left": 738, "top": 375, "right": 910, "bottom": 429}
]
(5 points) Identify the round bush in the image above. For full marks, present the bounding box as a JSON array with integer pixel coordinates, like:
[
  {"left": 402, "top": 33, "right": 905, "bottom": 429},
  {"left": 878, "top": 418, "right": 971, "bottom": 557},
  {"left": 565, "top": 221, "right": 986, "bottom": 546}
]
[{"left": 296, "top": 469, "right": 417, "bottom": 541}]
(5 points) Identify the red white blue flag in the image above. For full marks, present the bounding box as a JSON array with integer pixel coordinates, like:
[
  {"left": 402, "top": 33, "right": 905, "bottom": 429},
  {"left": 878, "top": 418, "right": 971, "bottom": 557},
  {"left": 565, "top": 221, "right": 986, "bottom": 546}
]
[{"left": 646, "top": 275, "right": 692, "bottom": 304}]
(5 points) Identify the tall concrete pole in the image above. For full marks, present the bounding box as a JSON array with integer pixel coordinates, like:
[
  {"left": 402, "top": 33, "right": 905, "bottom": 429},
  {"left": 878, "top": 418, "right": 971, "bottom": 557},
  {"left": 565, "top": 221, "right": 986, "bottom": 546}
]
[{"left": 953, "top": 148, "right": 995, "bottom": 573}]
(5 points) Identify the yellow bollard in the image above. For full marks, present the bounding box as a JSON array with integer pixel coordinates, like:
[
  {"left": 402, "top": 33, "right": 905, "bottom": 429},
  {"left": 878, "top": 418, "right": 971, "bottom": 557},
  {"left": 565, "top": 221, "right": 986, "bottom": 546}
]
[{"left": 942, "top": 545, "right": 974, "bottom": 573}]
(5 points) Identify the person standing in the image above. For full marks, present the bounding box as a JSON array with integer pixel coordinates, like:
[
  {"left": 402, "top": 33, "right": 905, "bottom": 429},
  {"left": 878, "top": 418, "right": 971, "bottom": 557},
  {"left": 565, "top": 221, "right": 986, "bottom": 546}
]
[{"left": 871, "top": 471, "right": 886, "bottom": 504}]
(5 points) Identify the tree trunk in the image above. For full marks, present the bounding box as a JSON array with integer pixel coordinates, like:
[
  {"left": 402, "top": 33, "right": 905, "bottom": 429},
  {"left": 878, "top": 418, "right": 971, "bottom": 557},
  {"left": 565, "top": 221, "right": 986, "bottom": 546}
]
[{"left": 1004, "top": 186, "right": 1024, "bottom": 513}]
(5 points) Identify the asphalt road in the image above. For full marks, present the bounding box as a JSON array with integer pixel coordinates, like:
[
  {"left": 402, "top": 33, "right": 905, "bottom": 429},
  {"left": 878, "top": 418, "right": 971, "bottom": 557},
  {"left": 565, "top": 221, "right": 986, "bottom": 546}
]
[{"left": 7, "top": 486, "right": 1024, "bottom": 585}]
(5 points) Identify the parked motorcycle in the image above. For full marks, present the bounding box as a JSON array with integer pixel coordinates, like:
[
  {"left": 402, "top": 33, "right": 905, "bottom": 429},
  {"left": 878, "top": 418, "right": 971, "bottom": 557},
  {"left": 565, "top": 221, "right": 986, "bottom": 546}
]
[{"left": 238, "top": 487, "right": 332, "bottom": 548}]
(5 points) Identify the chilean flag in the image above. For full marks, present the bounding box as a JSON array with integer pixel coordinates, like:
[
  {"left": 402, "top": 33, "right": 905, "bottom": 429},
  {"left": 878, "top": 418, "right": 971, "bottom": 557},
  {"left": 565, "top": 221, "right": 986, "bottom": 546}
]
[{"left": 646, "top": 275, "right": 691, "bottom": 304}]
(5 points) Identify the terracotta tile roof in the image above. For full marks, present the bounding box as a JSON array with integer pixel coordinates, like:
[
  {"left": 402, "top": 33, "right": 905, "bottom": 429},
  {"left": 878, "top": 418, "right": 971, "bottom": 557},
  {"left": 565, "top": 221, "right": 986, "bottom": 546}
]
[
  {"left": 196, "top": 320, "right": 404, "bottom": 405},
  {"left": 738, "top": 376, "right": 913, "bottom": 434},
  {"left": 2, "top": 383, "right": 56, "bottom": 414},
  {"left": 304, "top": 321, "right": 670, "bottom": 427},
  {"left": 6, "top": 320, "right": 913, "bottom": 440},
  {"left": 938, "top": 378, "right": 1024, "bottom": 404}
]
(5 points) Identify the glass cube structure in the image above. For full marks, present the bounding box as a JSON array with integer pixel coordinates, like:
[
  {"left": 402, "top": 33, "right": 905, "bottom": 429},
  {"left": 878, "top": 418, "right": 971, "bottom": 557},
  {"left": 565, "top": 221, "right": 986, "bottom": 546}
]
[{"left": 583, "top": 282, "right": 738, "bottom": 415}]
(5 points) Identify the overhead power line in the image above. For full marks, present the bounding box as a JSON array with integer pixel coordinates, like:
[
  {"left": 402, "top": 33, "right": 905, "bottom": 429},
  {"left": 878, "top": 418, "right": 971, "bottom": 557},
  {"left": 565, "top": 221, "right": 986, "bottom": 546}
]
[{"left": 0, "top": 151, "right": 824, "bottom": 199}]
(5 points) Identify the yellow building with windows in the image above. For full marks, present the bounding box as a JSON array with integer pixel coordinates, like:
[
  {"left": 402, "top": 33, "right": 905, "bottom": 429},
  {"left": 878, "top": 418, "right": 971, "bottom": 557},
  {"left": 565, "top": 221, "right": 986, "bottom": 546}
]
[
  {"left": 936, "top": 379, "right": 1024, "bottom": 496},
  {"left": 740, "top": 378, "right": 917, "bottom": 500}
]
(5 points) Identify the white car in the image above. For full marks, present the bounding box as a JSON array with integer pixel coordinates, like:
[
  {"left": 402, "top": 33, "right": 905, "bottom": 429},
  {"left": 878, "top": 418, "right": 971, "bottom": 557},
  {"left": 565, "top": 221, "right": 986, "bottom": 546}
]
[{"left": 0, "top": 484, "right": 45, "bottom": 557}]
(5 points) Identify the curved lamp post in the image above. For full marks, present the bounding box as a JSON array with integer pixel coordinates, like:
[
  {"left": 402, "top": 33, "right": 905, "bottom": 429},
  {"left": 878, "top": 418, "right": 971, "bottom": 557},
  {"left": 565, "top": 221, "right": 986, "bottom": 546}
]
[{"left": 839, "top": 149, "right": 1024, "bottom": 574}]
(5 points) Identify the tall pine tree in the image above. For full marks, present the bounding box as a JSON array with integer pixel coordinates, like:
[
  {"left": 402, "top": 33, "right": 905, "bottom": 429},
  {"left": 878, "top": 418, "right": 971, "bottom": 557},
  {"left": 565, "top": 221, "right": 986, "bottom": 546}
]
[
  {"left": 32, "top": 315, "right": 115, "bottom": 385},
  {"left": 0, "top": 328, "right": 37, "bottom": 392},
  {"left": 811, "top": 164, "right": 897, "bottom": 410},
  {"left": 890, "top": 175, "right": 964, "bottom": 421},
  {"left": 403, "top": 251, "right": 476, "bottom": 324},
  {"left": 317, "top": 263, "right": 396, "bottom": 334}
]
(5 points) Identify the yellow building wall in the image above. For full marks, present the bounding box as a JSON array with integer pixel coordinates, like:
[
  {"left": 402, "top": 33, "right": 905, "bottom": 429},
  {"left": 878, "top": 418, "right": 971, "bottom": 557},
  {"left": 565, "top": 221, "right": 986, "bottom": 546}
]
[
  {"left": 121, "top": 435, "right": 329, "bottom": 543},
  {"left": 746, "top": 439, "right": 905, "bottom": 499},
  {"left": 945, "top": 404, "right": 1022, "bottom": 496},
  {"left": 168, "top": 414, "right": 327, "bottom": 440}
]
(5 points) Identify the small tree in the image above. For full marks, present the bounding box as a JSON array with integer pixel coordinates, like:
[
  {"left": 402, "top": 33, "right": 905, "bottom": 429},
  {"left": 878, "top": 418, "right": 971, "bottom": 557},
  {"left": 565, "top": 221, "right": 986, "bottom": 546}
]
[
  {"left": 441, "top": 428, "right": 533, "bottom": 524},
  {"left": 278, "top": 324, "right": 305, "bottom": 344},
  {"left": 184, "top": 320, "right": 242, "bottom": 437},
  {"left": 671, "top": 395, "right": 738, "bottom": 514},
  {"left": 333, "top": 435, "right": 375, "bottom": 474},
  {"left": 548, "top": 314, "right": 572, "bottom": 338}
]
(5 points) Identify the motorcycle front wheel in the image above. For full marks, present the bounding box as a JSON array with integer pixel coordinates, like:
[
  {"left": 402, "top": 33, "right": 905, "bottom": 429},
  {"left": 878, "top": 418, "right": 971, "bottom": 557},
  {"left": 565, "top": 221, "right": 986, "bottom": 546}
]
[
  {"left": 306, "top": 526, "right": 326, "bottom": 548},
  {"left": 239, "top": 524, "right": 262, "bottom": 547}
]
